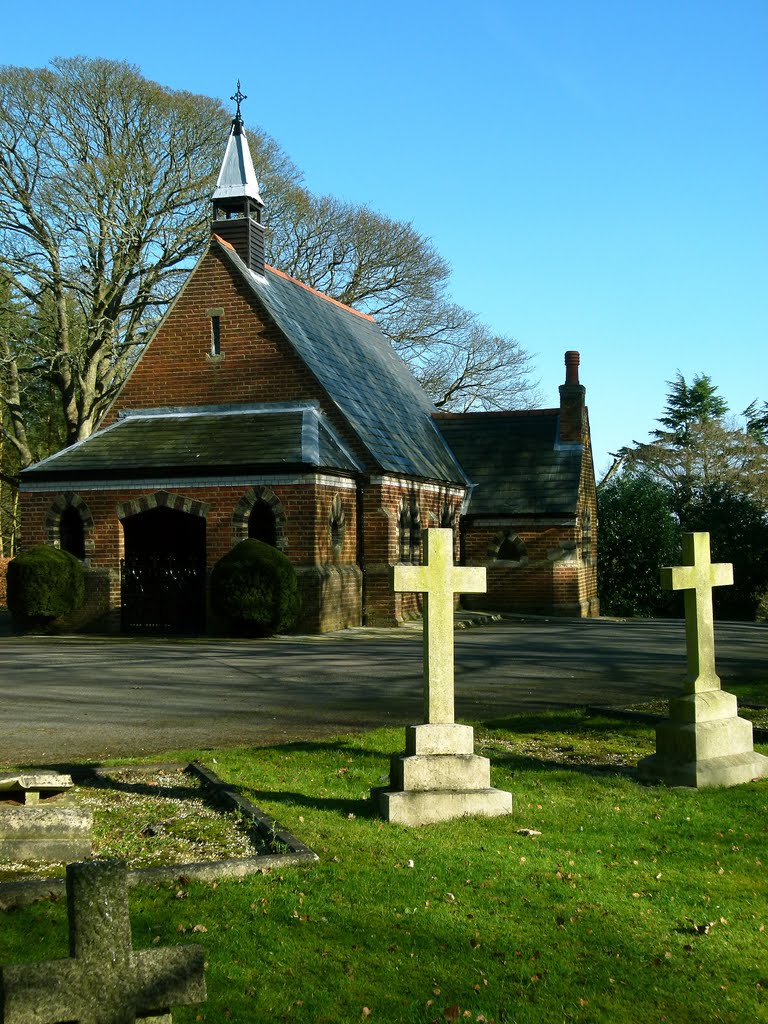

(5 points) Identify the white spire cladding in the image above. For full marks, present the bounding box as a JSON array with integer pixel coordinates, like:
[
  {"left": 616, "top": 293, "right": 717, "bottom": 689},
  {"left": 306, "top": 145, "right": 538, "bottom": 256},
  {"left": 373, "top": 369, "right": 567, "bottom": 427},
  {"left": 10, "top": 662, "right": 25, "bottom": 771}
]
[
  {"left": 212, "top": 81, "right": 263, "bottom": 204},
  {"left": 211, "top": 82, "right": 266, "bottom": 273}
]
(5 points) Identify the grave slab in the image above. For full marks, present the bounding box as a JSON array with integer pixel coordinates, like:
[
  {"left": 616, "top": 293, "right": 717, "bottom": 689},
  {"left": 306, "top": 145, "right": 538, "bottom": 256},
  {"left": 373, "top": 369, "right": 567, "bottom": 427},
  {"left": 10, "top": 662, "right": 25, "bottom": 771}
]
[
  {"left": 0, "top": 771, "right": 92, "bottom": 863},
  {"left": 638, "top": 532, "right": 768, "bottom": 788},
  {"left": 374, "top": 529, "right": 513, "bottom": 825}
]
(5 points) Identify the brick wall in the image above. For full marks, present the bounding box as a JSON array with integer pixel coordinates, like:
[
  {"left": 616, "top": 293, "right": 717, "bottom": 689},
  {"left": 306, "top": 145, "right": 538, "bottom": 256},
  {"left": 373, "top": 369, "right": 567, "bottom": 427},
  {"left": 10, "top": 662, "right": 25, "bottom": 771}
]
[
  {"left": 20, "top": 474, "right": 363, "bottom": 633},
  {"left": 0, "top": 557, "right": 9, "bottom": 605},
  {"left": 101, "top": 248, "right": 370, "bottom": 472}
]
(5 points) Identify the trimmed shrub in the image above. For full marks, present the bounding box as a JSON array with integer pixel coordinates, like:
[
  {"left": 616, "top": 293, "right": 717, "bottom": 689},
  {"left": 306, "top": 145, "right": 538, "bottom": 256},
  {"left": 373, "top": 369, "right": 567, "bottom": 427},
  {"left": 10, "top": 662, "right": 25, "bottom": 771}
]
[
  {"left": 211, "top": 539, "right": 300, "bottom": 635},
  {"left": 7, "top": 545, "right": 85, "bottom": 624}
]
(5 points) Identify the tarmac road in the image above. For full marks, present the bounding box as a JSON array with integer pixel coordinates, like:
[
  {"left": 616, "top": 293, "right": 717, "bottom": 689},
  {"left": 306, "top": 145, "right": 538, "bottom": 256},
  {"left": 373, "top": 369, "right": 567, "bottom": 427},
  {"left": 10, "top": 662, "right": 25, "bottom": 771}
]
[{"left": 1, "top": 617, "right": 765, "bottom": 765}]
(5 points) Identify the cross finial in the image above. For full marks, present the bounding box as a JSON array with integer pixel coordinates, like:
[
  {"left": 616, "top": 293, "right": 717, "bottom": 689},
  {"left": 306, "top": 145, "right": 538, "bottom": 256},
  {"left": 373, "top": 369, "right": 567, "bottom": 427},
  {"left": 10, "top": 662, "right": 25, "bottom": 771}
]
[
  {"left": 661, "top": 532, "right": 733, "bottom": 692},
  {"left": 230, "top": 79, "right": 247, "bottom": 134}
]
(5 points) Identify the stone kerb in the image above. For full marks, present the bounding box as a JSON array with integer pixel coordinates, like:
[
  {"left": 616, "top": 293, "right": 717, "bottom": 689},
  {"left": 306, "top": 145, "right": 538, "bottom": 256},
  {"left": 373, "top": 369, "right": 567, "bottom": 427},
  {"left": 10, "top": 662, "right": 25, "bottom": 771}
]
[
  {"left": 0, "top": 763, "right": 318, "bottom": 912},
  {"left": 638, "top": 532, "right": 768, "bottom": 788},
  {"left": 0, "top": 860, "right": 206, "bottom": 1023},
  {"left": 374, "top": 528, "right": 513, "bottom": 825}
]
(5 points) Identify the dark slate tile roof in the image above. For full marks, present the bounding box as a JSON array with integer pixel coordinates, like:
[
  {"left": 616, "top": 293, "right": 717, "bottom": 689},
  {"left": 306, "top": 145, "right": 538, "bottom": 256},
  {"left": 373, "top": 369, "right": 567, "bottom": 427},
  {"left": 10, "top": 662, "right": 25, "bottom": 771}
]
[
  {"left": 22, "top": 406, "right": 358, "bottom": 482},
  {"left": 435, "top": 412, "right": 582, "bottom": 515},
  {"left": 215, "top": 240, "right": 466, "bottom": 484}
]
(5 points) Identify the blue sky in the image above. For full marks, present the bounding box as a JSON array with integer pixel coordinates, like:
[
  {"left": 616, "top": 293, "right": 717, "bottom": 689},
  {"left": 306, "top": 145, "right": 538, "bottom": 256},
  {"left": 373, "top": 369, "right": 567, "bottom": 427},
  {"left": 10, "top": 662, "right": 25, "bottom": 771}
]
[{"left": 2, "top": 0, "right": 766, "bottom": 476}]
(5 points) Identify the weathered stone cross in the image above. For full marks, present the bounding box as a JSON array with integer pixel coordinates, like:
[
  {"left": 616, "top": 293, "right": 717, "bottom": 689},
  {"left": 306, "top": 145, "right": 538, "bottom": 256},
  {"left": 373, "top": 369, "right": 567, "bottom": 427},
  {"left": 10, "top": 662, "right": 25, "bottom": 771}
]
[
  {"left": 393, "top": 528, "right": 486, "bottom": 724},
  {"left": 661, "top": 531, "right": 733, "bottom": 693},
  {"left": 0, "top": 860, "right": 206, "bottom": 1023}
]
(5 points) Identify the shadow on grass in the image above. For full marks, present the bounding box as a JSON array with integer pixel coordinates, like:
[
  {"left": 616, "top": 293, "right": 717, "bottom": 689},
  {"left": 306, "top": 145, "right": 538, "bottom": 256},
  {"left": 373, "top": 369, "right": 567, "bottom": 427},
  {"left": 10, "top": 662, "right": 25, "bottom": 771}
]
[
  {"left": 488, "top": 751, "right": 639, "bottom": 781},
  {"left": 235, "top": 738, "right": 395, "bottom": 760},
  {"left": 478, "top": 711, "right": 655, "bottom": 738},
  {"left": 238, "top": 787, "right": 377, "bottom": 820}
]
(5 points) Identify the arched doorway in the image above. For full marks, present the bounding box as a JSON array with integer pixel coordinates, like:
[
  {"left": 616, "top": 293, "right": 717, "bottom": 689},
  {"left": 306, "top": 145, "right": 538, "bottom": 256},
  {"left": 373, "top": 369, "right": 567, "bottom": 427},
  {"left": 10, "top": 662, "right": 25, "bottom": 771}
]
[
  {"left": 120, "top": 506, "right": 206, "bottom": 634},
  {"left": 247, "top": 499, "right": 277, "bottom": 546}
]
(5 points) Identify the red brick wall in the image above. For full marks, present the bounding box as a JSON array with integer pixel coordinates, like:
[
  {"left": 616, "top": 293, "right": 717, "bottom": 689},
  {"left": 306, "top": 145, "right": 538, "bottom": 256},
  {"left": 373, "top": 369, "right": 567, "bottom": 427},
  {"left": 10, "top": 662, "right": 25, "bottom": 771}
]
[
  {"left": 0, "top": 557, "right": 9, "bottom": 605},
  {"left": 20, "top": 476, "right": 362, "bottom": 633}
]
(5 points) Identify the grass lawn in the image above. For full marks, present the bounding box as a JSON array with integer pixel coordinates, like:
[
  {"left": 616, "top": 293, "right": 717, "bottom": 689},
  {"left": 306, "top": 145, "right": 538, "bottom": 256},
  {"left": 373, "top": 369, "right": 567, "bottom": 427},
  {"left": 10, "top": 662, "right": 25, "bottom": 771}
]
[{"left": 0, "top": 710, "right": 766, "bottom": 1023}]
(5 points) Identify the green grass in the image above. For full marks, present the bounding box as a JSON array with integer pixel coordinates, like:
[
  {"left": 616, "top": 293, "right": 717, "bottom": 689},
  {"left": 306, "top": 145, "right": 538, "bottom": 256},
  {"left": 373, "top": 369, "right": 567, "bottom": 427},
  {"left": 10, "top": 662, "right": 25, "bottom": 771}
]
[{"left": 1, "top": 712, "right": 766, "bottom": 1024}]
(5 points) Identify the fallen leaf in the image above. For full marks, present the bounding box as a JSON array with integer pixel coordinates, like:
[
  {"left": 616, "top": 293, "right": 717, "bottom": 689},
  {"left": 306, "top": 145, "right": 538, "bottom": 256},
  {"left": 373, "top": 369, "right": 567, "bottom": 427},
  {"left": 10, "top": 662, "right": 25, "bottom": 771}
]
[
  {"left": 362, "top": 1009, "right": 371, "bottom": 1018},
  {"left": 192, "top": 924, "right": 208, "bottom": 933}
]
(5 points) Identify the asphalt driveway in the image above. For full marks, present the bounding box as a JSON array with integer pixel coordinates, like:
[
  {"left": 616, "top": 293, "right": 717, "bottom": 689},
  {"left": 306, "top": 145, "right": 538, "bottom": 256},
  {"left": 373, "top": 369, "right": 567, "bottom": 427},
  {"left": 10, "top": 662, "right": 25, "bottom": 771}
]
[{"left": 1, "top": 617, "right": 765, "bottom": 765}]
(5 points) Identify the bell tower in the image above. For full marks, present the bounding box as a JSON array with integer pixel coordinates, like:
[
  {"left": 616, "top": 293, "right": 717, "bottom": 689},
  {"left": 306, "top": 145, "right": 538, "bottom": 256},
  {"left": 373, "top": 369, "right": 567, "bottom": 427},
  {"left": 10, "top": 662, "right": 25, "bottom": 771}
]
[{"left": 211, "top": 82, "right": 266, "bottom": 274}]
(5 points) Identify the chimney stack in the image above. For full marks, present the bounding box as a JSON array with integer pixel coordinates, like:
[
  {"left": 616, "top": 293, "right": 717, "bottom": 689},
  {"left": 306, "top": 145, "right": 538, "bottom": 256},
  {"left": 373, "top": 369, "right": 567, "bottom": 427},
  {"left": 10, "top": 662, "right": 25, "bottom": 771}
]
[{"left": 559, "top": 351, "right": 586, "bottom": 443}]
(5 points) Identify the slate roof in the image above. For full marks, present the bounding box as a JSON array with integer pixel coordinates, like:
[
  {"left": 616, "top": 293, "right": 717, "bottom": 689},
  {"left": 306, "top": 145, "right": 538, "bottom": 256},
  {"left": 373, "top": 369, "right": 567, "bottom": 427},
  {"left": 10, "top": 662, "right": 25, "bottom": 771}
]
[
  {"left": 435, "top": 411, "right": 583, "bottom": 516},
  {"left": 22, "top": 405, "right": 359, "bottom": 482},
  {"left": 215, "top": 239, "right": 466, "bottom": 485}
]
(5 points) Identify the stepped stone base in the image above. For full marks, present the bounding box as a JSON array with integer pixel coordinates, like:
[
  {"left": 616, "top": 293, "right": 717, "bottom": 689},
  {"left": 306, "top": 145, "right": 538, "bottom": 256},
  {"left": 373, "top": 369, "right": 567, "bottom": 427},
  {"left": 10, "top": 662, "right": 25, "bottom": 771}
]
[
  {"left": 376, "top": 785, "right": 513, "bottom": 827},
  {"left": 374, "top": 723, "right": 513, "bottom": 826},
  {"left": 637, "top": 689, "right": 768, "bottom": 788},
  {"left": 0, "top": 806, "right": 93, "bottom": 862}
]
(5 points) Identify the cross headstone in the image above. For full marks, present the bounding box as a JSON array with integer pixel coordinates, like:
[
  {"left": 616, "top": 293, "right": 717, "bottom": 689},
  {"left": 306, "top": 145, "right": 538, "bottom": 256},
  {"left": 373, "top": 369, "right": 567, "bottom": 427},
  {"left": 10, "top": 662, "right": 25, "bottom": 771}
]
[
  {"left": 660, "top": 531, "right": 733, "bottom": 693},
  {"left": 394, "top": 528, "right": 486, "bottom": 725},
  {"left": 375, "top": 528, "right": 512, "bottom": 825},
  {"left": 638, "top": 531, "right": 768, "bottom": 788},
  {"left": 0, "top": 860, "right": 206, "bottom": 1024}
]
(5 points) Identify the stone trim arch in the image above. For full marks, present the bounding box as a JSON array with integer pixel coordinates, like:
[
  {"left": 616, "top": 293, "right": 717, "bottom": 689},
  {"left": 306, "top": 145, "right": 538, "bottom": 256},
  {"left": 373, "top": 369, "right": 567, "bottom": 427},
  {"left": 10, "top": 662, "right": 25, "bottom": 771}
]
[
  {"left": 116, "top": 489, "right": 210, "bottom": 522},
  {"left": 232, "top": 486, "right": 288, "bottom": 550},
  {"left": 328, "top": 493, "right": 346, "bottom": 557},
  {"left": 580, "top": 510, "right": 594, "bottom": 565},
  {"left": 488, "top": 530, "right": 529, "bottom": 567},
  {"left": 44, "top": 493, "right": 95, "bottom": 557},
  {"left": 398, "top": 495, "right": 421, "bottom": 564}
]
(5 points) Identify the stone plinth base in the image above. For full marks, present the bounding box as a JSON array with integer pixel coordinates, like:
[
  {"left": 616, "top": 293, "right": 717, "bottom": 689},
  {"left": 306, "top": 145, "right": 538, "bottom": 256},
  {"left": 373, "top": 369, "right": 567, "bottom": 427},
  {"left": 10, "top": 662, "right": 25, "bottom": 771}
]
[
  {"left": 376, "top": 785, "right": 513, "bottom": 827},
  {"left": 637, "top": 689, "right": 768, "bottom": 788},
  {"left": 0, "top": 806, "right": 93, "bottom": 862},
  {"left": 374, "top": 723, "right": 513, "bottom": 826}
]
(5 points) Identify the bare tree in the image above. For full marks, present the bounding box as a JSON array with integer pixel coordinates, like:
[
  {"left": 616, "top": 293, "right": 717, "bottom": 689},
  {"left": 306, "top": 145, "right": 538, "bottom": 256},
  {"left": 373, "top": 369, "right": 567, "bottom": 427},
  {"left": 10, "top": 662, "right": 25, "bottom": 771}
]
[
  {"left": 1, "top": 56, "right": 537, "bottom": 487},
  {"left": 0, "top": 57, "right": 302, "bottom": 455},
  {"left": 267, "top": 190, "right": 539, "bottom": 409}
]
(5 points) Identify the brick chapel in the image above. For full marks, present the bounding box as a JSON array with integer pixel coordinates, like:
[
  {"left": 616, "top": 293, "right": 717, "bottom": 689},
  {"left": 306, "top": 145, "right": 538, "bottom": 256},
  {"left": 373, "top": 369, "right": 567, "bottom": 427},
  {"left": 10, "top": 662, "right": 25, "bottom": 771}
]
[{"left": 19, "top": 98, "right": 599, "bottom": 634}]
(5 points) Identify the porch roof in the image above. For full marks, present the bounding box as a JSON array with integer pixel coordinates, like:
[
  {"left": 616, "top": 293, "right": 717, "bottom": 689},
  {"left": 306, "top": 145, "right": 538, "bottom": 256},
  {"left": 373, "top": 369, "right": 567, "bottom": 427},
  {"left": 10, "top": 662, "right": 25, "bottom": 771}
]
[{"left": 20, "top": 405, "right": 359, "bottom": 483}]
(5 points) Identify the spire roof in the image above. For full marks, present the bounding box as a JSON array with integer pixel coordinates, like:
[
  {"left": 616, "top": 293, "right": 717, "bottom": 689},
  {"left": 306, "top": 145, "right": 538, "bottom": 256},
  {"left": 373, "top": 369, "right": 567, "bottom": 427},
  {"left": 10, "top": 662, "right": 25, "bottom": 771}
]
[{"left": 212, "top": 82, "right": 263, "bottom": 204}]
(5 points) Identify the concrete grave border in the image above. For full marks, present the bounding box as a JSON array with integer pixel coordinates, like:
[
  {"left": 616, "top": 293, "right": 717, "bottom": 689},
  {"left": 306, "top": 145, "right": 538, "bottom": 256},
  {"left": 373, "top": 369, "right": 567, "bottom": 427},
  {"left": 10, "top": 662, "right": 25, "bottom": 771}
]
[{"left": 0, "top": 762, "right": 318, "bottom": 910}]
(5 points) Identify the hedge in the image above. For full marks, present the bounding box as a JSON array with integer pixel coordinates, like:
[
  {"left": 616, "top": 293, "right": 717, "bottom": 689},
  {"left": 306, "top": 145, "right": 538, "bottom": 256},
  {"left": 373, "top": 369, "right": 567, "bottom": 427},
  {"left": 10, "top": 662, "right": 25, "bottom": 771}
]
[
  {"left": 210, "top": 539, "right": 300, "bottom": 635},
  {"left": 6, "top": 545, "right": 85, "bottom": 624}
]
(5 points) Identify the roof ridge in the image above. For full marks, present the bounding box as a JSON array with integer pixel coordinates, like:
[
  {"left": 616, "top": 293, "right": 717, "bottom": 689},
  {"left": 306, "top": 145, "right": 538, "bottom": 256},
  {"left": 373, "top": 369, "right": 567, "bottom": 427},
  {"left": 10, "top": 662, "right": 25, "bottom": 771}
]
[
  {"left": 264, "top": 265, "right": 376, "bottom": 323},
  {"left": 434, "top": 408, "right": 559, "bottom": 419}
]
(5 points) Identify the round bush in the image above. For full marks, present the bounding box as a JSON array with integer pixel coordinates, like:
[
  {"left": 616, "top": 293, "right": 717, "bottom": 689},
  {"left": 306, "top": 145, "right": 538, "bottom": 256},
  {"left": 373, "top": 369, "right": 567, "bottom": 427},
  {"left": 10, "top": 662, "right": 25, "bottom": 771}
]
[
  {"left": 211, "top": 539, "right": 301, "bottom": 635},
  {"left": 7, "top": 544, "right": 85, "bottom": 624}
]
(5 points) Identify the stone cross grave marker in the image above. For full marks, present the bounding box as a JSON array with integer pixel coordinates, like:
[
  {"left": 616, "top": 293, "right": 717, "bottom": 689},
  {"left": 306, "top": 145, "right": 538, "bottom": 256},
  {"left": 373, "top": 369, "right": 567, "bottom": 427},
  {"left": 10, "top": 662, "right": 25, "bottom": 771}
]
[
  {"left": 0, "top": 860, "right": 206, "bottom": 1024},
  {"left": 638, "top": 531, "right": 768, "bottom": 788},
  {"left": 394, "top": 527, "right": 486, "bottom": 724},
  {"left": 375, "top": 528, "right": 513, "bottom": 825},
  {"left": 660, "top": 531, "right": 733, "bottom": 692}
]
